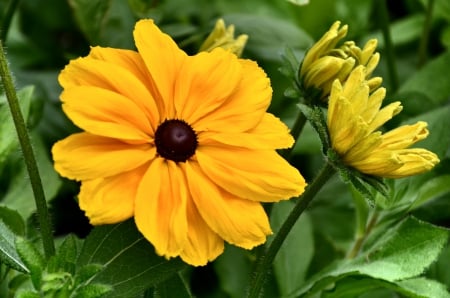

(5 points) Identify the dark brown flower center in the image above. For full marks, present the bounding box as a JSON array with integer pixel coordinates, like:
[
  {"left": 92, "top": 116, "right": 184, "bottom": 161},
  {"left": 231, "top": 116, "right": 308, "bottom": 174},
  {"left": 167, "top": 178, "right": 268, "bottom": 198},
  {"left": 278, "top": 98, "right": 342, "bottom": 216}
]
[{"left": 154, "top": 119, "right": 198, "bottom": 162}]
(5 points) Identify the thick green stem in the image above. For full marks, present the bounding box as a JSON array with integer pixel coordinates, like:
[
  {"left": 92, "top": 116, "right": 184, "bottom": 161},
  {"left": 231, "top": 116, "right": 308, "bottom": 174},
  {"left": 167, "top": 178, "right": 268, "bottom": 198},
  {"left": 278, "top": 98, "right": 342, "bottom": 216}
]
[
  {"left": 0, "top": 41, "right": 55, "bottom": 259},
  {"left": 378, "top": 0, "right": 399, "bottom": 92},
  {"left": 281, "top": 109, "right": 307, "bottom": 161},
  {"left": 1, "top": 0, "right": 21, "bottom": 42},
  {"left": 418, "top": 0, "right": 435, "bottom": 67},
  {"left": 246, "top": 162, "right": 336, "bottom": 298}
]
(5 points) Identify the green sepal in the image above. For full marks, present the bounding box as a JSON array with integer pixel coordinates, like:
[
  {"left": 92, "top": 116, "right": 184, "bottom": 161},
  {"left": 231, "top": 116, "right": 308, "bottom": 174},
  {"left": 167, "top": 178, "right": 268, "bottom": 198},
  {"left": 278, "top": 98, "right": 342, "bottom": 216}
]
[{"left": 297, "top": 103, "right": 330, "bottom": 154}]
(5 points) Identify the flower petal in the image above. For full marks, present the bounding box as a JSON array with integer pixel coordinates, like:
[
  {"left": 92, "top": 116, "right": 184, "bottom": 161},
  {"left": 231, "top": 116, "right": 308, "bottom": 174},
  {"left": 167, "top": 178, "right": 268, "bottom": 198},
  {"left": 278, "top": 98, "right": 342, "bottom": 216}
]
[
  {"left": 198, "top": 113, "right": 294, "bottom": 149},
  {"left": 179, "top": 198, "right": 224, "bottom": 266},
  {"left": 52, "top": 132, "right": 154, "bottom": 180},
  {"left": 196, "top": 147, "right": 306, "bottom": 202},
  {"left": 135, "top": 158, "right": 188, "bottom": 258},
  {"left": 61, "top": 86, "right": 153, "bottom": 142},
  {"left": 184, "top": 162, "right": 272, "bottom": 249},
  {"left": 59, "top": 54, "right": 160, "bottom": 131},
  {"left": 174, "top": 48, "right": 242, "bottom": 125},
  {"left": 386, "top": 149, "right": 440, "bottom": 178},
  {"left": 134, "top": 19, "right": 187, "bottom": 119},
  {"left": 78, "top": 164, "right": 148, "bottom": 225},
  {"left": 193, "top": 59, "right": 272, "bottom": 133}
]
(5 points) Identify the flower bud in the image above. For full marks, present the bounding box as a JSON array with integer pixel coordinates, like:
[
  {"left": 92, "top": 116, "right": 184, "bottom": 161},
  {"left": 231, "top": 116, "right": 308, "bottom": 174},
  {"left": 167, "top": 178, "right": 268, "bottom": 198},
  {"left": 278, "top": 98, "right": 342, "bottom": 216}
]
[{"left": 199, "top": 18, "right": 248, "bottom": 57}]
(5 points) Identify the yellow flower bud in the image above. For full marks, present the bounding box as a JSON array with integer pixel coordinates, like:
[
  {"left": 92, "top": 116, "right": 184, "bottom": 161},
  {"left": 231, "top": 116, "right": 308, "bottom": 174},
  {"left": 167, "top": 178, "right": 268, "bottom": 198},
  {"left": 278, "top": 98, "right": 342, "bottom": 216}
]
[{"left": 199, "top": 18, "right": 248, "bottom": 57}]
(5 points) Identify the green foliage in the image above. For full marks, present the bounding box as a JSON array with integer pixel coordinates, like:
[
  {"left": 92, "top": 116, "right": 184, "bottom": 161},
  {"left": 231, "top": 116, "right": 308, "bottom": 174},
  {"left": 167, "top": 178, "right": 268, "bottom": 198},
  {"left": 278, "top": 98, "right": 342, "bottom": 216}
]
[
  {"left": 1, "top": 0, "right": 450, "bottom": 297},
  {"left": 77, "top": 219, "right": 187, "bottom": 297}
]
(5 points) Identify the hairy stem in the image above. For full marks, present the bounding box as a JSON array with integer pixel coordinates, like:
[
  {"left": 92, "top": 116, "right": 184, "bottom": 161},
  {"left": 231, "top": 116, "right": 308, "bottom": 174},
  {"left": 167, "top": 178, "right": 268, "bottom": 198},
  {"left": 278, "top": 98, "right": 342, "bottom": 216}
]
[{"left": 0, "top": 41, "right": 55, "bottom": 259}]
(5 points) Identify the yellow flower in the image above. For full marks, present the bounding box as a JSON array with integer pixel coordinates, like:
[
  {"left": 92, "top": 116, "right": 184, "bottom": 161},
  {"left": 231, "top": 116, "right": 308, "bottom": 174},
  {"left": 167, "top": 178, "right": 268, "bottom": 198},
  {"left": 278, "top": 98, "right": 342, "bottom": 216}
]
[
  {"left": 299, "top": 21, "right": 381, "bottom": 101},
  {"left": 52, "top": 19, "right": 306, "bottom": 266},
  {"left": 327, "top": 66, "right": 439, "bottom": 178},
  {"left": 199, "top": 18, "right": 248, "bottom": 57}
]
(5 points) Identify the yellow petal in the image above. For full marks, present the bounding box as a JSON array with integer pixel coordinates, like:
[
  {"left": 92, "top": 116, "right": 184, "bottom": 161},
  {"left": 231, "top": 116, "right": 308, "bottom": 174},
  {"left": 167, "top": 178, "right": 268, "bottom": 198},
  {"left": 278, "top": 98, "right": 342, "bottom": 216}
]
[
  {"left": 367, "top": 101, "right": 402, "bottom": 133},
  {"left": 198, "top": 113, "right": 294, "bottom": 150},
  {"left": 386, "top": 149, "right": 440, "bottom": 178},
  {"left": 184, "top": 162, "right": 272, "bottom": 249},
  {"left": 196, "top": 147, "right": 306, "bottom": 202},
  {"left": 59, "top": 55, "right": 160, "bottom": 132},
  {"left": 61, "top": 86, "right": 153, "bottom": 142},
  {"left": 379, "top": 122, "right": 429, "bottom": 150},
  {"left": 134, "top": 19, "right": 187, "bottom": 119},
  {"left": 193, "top": 59, "right": 271, "bottom": 133},
  {"left": 78, "top": 164, "right": 147, "bottom": 225},
  {"left": 179, "top": 198, "right": 224, "bottom": 266},
  {"left": 174, "top": 48, "right": 242, "bottom": 125},
  {"left": 134, "top": 159, "right": 188, "bottom": 258},
  {"left": 52, "top": 132, "right": 154, "bottom": 180}
]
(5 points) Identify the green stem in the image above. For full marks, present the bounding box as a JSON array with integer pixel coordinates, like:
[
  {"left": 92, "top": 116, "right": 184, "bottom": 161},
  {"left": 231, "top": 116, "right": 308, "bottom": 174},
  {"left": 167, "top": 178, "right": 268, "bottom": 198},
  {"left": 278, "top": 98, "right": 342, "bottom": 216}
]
[
  {"left": 378, "top": 0, "right": 399, "bottom": 92},
  {"left": 1, "top": 0, "right": 21, "bottom": 42},
  {"left": 246, "top": 162, "right": 336, "bottom": 298},
  {"left": 281, "top": 109, "right": 307, "bottom": 161},
  {"left": 346, "top": 209, "right": 379, "bottom": 259},
  {"left": 0, "top": 41, "right": 55, "bottom": 259},
  {"left": 417, "top": 0, "right": 435, "bottom": 67}
]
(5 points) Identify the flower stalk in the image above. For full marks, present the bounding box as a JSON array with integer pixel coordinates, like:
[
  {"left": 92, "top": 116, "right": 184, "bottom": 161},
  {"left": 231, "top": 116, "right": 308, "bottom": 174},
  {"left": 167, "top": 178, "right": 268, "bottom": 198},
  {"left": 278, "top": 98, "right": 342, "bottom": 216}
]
[
  {"left": 247, "top": 161, "right": 336, "bottom": 298},
  {"left": 0, "top": 40, "right": 55, "bottom": 259}
]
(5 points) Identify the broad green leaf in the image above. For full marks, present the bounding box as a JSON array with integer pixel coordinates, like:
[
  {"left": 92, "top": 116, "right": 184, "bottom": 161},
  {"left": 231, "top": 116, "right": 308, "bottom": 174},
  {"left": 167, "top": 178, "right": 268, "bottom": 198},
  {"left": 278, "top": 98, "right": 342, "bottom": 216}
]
[
  {"left": 223, "top": 13, "right": 313, "bottom": 62},
  {"left": 77, "top": 219, "right": 187, "bottom": 298},
  {"left": 153, "top": 272, "right": 193, "bottom": 298},
  {"left": 0, "top": 221, "right": 28, "bottom": 273},
  {"left": 291, "top": 216, "right": 449, "bottom": 297},
  {"left": 270, "top": 200, "right": 314, "bottom": 296},
  {"left": 2, "top": 132, "right": 62, "bottom": 220},
  {"left": 0, "top": 205, "right": 26, "bottom": 236},
  {"left": 67, "top": 0, "right": 111, "bottom": 44},
  {"left": 68, "top": 0, "right": 134, "bottom": 48},
  {"left": 397, "top": 51, "right": 450, "bottom": 106},
  {"left": 395, "top": 278, "right": 450, "bottom": 298},
  {"left": 0, "top": 86, "right": 34, "bottom": 172},
  {"left": 321, "top": 276, "right": 450, "bottom": 298},
  {"left": 214, "top": 245, "right": 252, "bottom": 298},
  {"left": 409, "top": 175, "right": 450, "bottom": 210}
]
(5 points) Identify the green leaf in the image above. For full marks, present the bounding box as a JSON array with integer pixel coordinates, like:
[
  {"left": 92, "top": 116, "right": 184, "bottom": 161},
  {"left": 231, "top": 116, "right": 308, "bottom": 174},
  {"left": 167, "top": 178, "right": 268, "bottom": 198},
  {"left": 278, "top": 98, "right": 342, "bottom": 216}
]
[
  {"left": 223, "top": 13, "right": 313, "bottom": 62},
  {"left": 153, "top": 272, "right": 193, "bottom": 298},
  {"left": 77, "top": 219, "right": 187, "bottom": 298},
  {"left": 321, "top": 276, "right": 450, "bottom": 298},
  {"left": 15, "top": 237, "right": 46, "bottom": 289},
  {"left": 287, "top": 0, "right": 309, "bottom": 6},
  {"left": 270, "top": 200, "right": 314, "bottom": 296},
  {"left": 0, "top": 221, "right": 28, "bottom": 273},
  {"left": 409, "top": 175, "right": 450, "bottom": 210},
  {"left": 397, "top": 51, "right": 450, "bottom": 106},
  {"left": 291, "top": 216, "right": 449, "bottom": 297},
  {"left": 0, "top": 86, "right": 34, "bottom": 172},
  {"left": 73, "top": 283, "right": 113, "bottom": 298},
  {"left": 395, "top": 278, "right": 450, "bottom": 298},
  {"left": 15, "top": 290, "right": 41, "bottom": 298},
  {"left": 0, "top": 205, "right": 26, "bottom": 236},
  {"left": 47, "top": 234, "right": 80, "bottom": 274},
  {"left": 74, "top": 264, "right": 104, "bottom": 286},
  {"left": 214, "top": 245, "right": 252, "bottom": 298},
  {"left": 67, "top": 0, "right": 111, "bottom": 44},
  {"left": 2, "top": 132, "right": 62, "bottom": 220}
]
